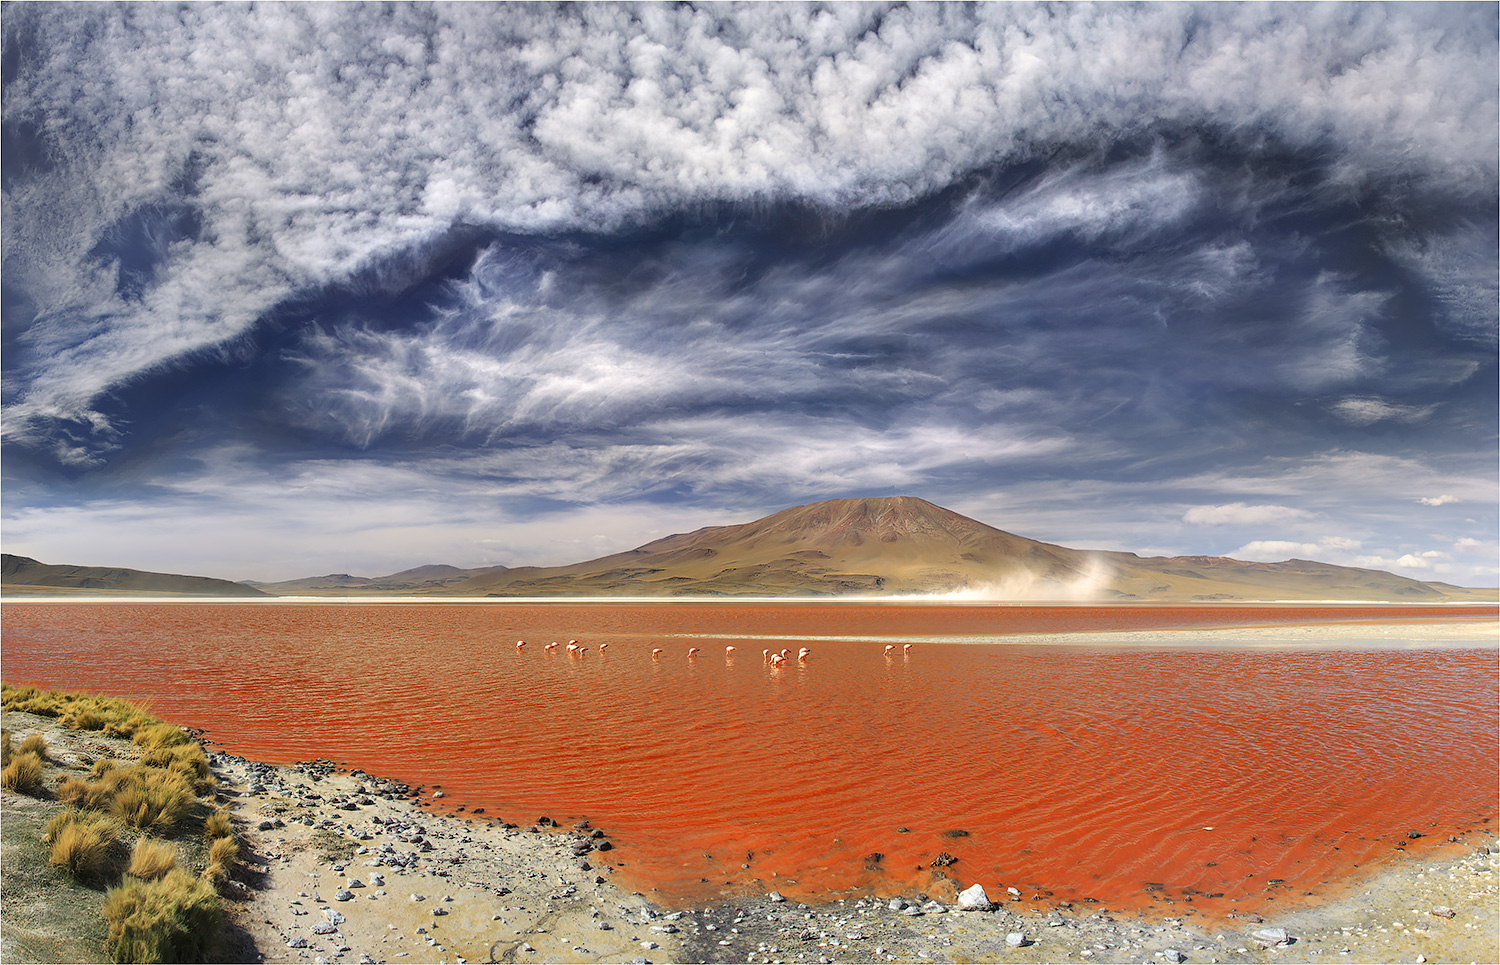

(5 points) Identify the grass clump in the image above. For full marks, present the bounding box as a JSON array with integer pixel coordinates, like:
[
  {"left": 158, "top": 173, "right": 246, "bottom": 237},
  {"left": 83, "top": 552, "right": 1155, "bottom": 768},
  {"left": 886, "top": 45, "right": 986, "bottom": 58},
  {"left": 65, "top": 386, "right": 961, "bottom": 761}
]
[
  {"left": 2, "top": 749, "right": 45, "bottom": 795},
  {"left": 139, "top": 742, "right": 212, "bottom": 791},
  {"left": 1, "top": 728, "right": 12, "bottom": 766},
  {"left": 19, "top": 732, "right": 49, "bottom": 758},
  {"left": 202, "top": 835, "right": 239, "bottom": 884},
  {"left": 45, "top": 809, "right": 124, "bottom": 884},
  {"left": 58, "top": 765, "right": 195, "bottom": 834},
  {"left": 103, "top": 869, "right": 221, "bottom": 964},
  {"left": 126, "top": 840, "right": 178, "bottom": 882},
  {"left": 202, "top": 807, "right": 232, "bottom": 842}
]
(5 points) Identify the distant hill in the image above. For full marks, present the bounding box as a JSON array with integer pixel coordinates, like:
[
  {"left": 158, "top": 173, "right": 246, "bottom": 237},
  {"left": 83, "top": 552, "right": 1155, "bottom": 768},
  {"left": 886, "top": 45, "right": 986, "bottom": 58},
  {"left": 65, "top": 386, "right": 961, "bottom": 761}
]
[
  {"left": 9, "top": 497, "right": 1494, "bottom": 602},
  {"left": 1, "top": 554, "right": 270, "bottom": 598},
  {"left": 246, "top": 563, "right": 510, "bottom": 595},
  {"left": 435, "top": 496, "right": 1492, "bottom": 601}
]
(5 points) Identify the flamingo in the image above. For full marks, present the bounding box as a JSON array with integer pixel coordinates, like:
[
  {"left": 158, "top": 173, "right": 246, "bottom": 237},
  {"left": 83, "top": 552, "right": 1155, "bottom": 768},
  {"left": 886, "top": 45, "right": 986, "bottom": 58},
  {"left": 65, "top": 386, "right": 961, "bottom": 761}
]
[
  {"left": 779, "top": 648, "right": 790, "bottom": 659},
  {"left": 798, "top": 648, "right": 811, "bottom": 661},
  {"left": 599, "top": 643, "right": 610, "bottom": 651},
  {"left": 566, "top": 643, "right": 578, "bottom": 653},
  {"left": 515, "top": 640, "right": 527, "bottom": 650},
  {"left": 688, "top": 647, "right": 700, "bottom": 657},
  {"left": 652, "top": 648, "right": 663, "bottom": 658},
  {"left": 884, "top": 644, "right": 895, "bottom": 654},
  {"left": 763, "top": 649, "right": 771, "bottom": 661},
  {"left": 545, "top": 641, "right": 559, "bottom": 651},
  {"left": 725, "top": 646, "right": 736, "bottom": 653},
  {"left": 903, "top": 644, "right": 913, "bottom": 653},
  {"left": 770, "top": 653, "right": 787, "bottom": 666},
  {"left": 577, "top": 647, "right": 588, "bottom": 655}
]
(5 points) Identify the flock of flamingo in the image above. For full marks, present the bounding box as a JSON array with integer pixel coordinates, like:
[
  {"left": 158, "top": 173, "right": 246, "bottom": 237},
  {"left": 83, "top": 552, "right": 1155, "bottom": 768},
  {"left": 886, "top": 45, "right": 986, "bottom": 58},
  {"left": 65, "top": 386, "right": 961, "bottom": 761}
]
[{"left": 512, "top": 639, "right": 914, "bottom": 665}]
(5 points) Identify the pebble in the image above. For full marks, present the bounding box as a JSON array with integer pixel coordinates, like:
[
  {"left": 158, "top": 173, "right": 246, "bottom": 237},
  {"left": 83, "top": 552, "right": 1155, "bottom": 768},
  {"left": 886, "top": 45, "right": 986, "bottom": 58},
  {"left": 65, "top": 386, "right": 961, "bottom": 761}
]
[
  {"left": 1164, "top": 949, "right": 1186, "bottom": 963},
  {"left": 312, "top": 921, "right": 338, "bottom": 935},
  {"left": 768, "top": 891, "right": 785, "bottom": 902},
  {"left": 333, "top": 889, "right": 354, "bottom": 901},
  {"left": 1252, "top": 927, "right": 1293, "bottom": 947},
  {"left": 1006, "top": 932, "right": 1027, "bottom": 947},
  {"left": 287, "top": 936, "right": 309, "bottom": 948}
]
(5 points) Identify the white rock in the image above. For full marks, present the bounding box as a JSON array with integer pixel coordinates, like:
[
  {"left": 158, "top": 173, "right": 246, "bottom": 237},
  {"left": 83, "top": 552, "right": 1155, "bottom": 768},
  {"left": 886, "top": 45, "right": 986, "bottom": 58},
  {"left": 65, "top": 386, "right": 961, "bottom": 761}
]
[
  {"left": 1252, "top": 927, "right": 1292, "bottom": 946},
  {"left": 1006, "top": 932, "right": 1027, "bottom": 947},
  {"left": 956, "top": 884, "right": 994, "bottom": 911}
]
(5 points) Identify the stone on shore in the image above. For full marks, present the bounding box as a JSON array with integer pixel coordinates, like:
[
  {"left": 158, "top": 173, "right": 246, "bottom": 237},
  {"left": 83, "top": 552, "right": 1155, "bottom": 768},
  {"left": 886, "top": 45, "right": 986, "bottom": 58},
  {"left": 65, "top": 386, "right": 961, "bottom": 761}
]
[{"left": 957, "top": 883, "right": 994, "bottom": 911}]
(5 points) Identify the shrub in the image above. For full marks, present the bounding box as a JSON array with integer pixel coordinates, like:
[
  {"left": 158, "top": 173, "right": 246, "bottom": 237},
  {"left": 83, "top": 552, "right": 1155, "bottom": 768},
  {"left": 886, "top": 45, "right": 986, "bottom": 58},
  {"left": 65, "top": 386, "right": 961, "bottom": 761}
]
[
  {"left": 19, "top": 732, "right": 49, "bottom": 758},
  {"left": 126, "top": 840, "right": 178, "bottom": 882},
  {"left": 45, "top": 809, "right": 123, "bottom": 883},
  {"left": 202, "top": 808, "right": 232, "bottom": 841},
  {"left": 140, "top": 743, "right": 212, "bottom": 791},
  {"left": 1, "top": 750, "right": 45, "bottom": 795},
  {"left": 203, "top": 835, "right": 238, "bottom": 884},
  {"left": 109, "top": 769, "right": 194, "bottom": 834},
  {"left": 59, "top": 766, "right": 195, "bottom": 834},
  {"left": 103, "top": 870, "right": 221, "bottom": 964},
  {"left": 131, "top": 722, "right": 188, "bottom": 752}
]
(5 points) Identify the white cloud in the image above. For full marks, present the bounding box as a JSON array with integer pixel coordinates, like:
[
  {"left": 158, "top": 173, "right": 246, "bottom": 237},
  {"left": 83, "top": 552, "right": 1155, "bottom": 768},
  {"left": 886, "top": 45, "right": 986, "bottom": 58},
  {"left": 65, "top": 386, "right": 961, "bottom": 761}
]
[
  {"left": 1183, "top": 503, "right": 1313, "bottom": 526},
  {"left": 4, "top": 3, "right": 1495, "bottom": 450},
  {"left": 1419, "top": 494, "right": 1460, "bottom": 506},
  {"left": 1332, "top": 398, "right": 1439, "bottom": 426}
]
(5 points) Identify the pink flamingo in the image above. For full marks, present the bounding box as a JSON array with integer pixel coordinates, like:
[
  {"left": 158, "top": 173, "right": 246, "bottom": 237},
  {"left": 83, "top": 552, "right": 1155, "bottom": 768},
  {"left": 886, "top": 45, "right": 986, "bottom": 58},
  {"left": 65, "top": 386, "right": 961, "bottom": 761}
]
[
  {"left": 884, "top": 644, "right": 895, "bottom": 655},
  {"left": 798, "top": 648, "right": 811, "bottom": 661},
  {"left": 770, "top": 653, "right": 787, "bottom": 666},
  {"left": 904, "top": 644, "right": 913, "bottom": 653},
  {"left": 725, "top": 646, "right": 736, "bottom": 653},
  {"left": 688, "top": 647, "right": 700, "bottom": 657},
  {"left": 652, "top": 648, "right": 663, "bottom": 658},
  {"left": 545, "top": 641, "right": 559, "bottom": 651},
  {"left": 762, "top": 649, "right": 771, "bottom": 661},
  {"left": 779, "top": 649, "right": 790, "bottom": 659},
  {"left": 515, "top": 640, "right": 526, "bottom": 650},
  {"left": 599, "top": 643, "right": 609, "bottom": 651}
]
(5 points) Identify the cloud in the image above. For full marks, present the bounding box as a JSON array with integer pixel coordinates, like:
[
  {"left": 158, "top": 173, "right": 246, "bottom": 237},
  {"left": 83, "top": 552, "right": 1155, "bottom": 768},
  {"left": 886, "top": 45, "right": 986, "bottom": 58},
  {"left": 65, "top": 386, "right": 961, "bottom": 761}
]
[
  {"left": 1419, "top": 494, "right": 1460, "bottom": 506},
  {"left": 1332, "top": 398, "right": 1439, "bottom": 426},
  {"left": 1183, "top": 503, "right": 1313, "bottom": 526},
  {"left": 4, "top": 2, "right": 1496, "bottom": 455},
  {"left": 1232, "top": 536, "right": 1363, "bottom": 561}
]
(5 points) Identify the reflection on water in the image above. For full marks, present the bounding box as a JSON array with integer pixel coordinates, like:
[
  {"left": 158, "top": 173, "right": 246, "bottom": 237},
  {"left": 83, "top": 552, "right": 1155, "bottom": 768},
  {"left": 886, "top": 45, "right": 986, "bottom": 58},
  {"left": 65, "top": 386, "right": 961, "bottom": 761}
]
[{"left": 3, "top": 602, "right": 1495, "bottom": 920}]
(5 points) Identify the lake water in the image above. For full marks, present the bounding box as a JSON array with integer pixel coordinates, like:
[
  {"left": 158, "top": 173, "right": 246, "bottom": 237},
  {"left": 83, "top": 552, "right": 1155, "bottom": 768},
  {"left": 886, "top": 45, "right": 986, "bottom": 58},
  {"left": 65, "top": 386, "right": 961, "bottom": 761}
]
[{"left": 3, "top": 601, "right": 1495, "bottom": 921}]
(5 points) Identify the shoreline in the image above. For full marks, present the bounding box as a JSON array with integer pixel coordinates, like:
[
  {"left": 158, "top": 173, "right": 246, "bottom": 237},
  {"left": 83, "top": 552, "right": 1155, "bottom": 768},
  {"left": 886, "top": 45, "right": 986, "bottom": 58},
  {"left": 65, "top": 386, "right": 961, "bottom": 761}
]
[{"left": 4, "top": 707, "right": 1496, "bottom": 965}]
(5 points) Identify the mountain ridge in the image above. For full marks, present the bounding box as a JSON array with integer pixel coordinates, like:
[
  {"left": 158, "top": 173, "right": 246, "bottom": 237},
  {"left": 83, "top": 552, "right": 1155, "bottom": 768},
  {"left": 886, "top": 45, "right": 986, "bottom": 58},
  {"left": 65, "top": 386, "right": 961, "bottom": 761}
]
[{"left": 5, "top": 497, "right": 1494, "bottom": 602}]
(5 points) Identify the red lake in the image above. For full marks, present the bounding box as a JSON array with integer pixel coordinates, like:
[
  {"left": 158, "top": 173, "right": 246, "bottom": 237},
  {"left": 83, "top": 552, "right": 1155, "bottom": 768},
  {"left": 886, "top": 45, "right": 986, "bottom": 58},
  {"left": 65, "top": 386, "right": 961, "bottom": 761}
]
[{"left": 2, "top": 601, "right": 1495, "bottom": 922}]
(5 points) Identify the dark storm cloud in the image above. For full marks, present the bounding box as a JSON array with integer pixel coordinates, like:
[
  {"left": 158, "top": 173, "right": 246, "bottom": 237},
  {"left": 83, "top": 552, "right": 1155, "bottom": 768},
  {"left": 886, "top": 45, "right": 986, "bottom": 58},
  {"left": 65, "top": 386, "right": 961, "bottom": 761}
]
[{"left": 2, "top": 2, "right": 1495, "bottom": 582}]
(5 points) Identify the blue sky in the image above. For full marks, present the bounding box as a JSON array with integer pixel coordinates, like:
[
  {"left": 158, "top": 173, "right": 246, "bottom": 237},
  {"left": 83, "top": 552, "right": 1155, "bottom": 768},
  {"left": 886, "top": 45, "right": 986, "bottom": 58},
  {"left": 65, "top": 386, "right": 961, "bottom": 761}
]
[{"left": 3, "top": 2, "right": 1496, "bottom": 586}]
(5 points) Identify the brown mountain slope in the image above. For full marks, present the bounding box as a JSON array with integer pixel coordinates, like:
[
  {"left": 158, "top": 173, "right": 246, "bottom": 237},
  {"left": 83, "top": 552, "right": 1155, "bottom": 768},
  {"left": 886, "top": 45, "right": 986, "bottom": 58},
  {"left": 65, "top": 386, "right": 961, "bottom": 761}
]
[
  {"left": 440, "top": 497, "right": 1493, "bottom": 601},
  {"left": 0, "top": 554, "right": 270, "bottom": 598},
  {"left": 247, "top": 563, "right": 510, "bottom": 595}
]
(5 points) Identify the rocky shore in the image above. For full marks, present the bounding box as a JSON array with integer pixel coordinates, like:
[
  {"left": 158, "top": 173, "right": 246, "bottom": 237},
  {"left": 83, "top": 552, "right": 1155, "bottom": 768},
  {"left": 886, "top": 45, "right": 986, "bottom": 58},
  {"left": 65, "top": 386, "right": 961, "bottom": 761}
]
[{"left": 5, "top": 705, "right": 1496, "bottom": 964}]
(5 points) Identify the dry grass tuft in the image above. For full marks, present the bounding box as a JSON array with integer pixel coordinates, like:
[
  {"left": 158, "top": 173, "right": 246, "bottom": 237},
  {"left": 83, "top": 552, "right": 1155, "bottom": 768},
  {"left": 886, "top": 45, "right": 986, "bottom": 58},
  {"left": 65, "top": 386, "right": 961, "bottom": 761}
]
[
  {"left": 57, "top": 765, "right": 196, "bottom": 834},
  {"left": 202, "top": 834, "right": 239, "bottom": 884},
  {"left": 202, "top": 808, "right": 233, "bottom": 842},
  {"left": 45, "top": 809, "right": 123, "bottom": 884},
  {"left": 19, "top": 732, "right": 49, "bottom": 758},
  {"left": 126, "top": 839, "right": 178, "bottom": 882},
  {"left": 2, "top": 749, "right": 45, "bottom": 795},
  {"left": 103, "top": 869, "right": 221, "bottom": 964},
  {"left": 139, "top": 742, "right": 212, "bottom": 791},
  {"left": 1, "top": 729, "right": 13, "bottom": 767},
  {"left": 130, "top": 722, "right": 188, "bottom": 752}
]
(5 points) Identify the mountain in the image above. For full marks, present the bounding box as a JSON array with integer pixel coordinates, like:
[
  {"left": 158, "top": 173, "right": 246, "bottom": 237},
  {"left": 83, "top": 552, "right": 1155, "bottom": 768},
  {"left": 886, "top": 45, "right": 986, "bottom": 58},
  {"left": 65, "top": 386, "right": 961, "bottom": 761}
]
[
  {"left": 246, "top": 563, "right": 509, "bottom": 595},
  {"left": 9, "top": 497, "right": 1493, "bottom": 602},
  {"left": 434, "top": 496, "right": 1493, "bottom": 602},
  {"left": 1, "top": 554, "right": 270, "bottom": 598}
]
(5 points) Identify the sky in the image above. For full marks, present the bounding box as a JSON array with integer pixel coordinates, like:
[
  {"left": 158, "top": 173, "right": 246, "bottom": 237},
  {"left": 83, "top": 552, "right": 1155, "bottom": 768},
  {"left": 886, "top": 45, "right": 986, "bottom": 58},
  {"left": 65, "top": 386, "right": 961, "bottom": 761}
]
[{"left": 2, "top": 2, "right": 1497, "bottom": 587}]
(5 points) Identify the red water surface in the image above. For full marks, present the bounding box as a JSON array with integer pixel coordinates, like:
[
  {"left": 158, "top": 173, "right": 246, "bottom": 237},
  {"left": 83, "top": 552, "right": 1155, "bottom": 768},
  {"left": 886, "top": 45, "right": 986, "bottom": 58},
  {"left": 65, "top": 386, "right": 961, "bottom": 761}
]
[{"left": 3, "top": 602, "right": 1495, "bottom": 922}]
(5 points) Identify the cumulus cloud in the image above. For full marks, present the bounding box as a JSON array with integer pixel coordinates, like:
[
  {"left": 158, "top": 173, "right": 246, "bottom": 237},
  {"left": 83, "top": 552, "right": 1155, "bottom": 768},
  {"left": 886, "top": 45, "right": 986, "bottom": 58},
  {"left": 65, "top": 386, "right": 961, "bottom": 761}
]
[
  {"left": 1232, "top": 536, "right": 1363, "bottom": 561},
  {"left": 1183, "top": 503, "right": 1313, "bottom": 526},
  {"left": 1418, "top": 494, "right": 1460, "bottom": 506},
  {"left": 4, "top": 2, "right": 1496, "bottom": 451}
]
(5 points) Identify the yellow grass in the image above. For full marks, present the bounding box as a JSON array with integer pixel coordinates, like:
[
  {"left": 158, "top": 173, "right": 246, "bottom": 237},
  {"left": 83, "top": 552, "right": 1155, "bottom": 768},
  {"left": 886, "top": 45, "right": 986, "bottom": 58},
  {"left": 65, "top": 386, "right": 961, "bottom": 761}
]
[
  {"left": 1, "top": 749, "right": 45, "bottom": 795},
  {"left": 202, "top": 808, "right": 232, "bottom": 841},
  {"left": 126, "top": 839, "right": 178, "bottom": 882},
  {"left": 57, "top": 765, "right": 195, "bottom": 834},
  {"left": 45, "top": 809, "right": 123, "bottom": 883},
  {"left": 18, "top": 732, "right": 48, "bottom": 758},
  {"left": 103, "top": 869, "right": 221, "bottom": 963}
]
